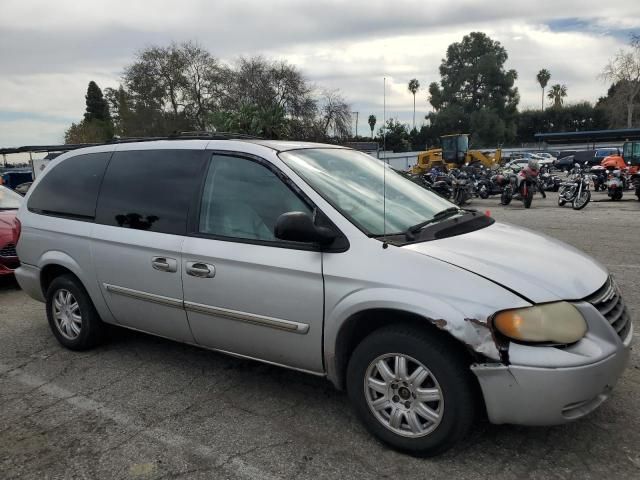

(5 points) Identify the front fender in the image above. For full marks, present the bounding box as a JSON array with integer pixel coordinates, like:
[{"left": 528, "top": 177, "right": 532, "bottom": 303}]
[{"left": 323, "top": 287, "right": 515, "bottom": 386}]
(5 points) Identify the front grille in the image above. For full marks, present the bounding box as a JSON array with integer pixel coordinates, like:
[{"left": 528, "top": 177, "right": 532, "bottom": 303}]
[
  {"left": 0, "top": 243, "right": 17, "bottom": 257},
  {"left": 584, "top": 276, "right": 631, "bottom": 340}
]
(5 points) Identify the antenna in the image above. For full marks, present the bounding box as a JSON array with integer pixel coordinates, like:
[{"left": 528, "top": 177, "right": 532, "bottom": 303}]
[{"left": 383, "top": 77, "right": 387, "bottom": 245}]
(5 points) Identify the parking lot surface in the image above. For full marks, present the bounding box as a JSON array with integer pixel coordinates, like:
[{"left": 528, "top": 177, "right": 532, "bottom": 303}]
[{"left": 1, "top": 190, "right": 639, "bottom": 480}]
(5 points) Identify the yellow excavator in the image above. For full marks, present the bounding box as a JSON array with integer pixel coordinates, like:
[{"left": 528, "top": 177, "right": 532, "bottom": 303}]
[{"left": 410, "top": 134, "right": 501, "bottom": 174}]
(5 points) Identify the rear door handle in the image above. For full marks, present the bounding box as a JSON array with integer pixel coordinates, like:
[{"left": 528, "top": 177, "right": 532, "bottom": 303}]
[
  {"left": 186, "top": 261, "right": 216, "bottom": 278},
  {"left": 152, "top": 256, "right": 177, "bottom": 273}
]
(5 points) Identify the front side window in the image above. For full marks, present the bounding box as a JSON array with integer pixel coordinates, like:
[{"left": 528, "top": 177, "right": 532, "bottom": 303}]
[
  {"left": 27, "top": 152, "right": 110, "bottom": 219},
  {"left": 95, "top": 150, "right": 205, "bottom": 235},
  {"left": 279, "top": 148, "right": 454, "bottom": 236},
  {"left": 199, "top": 155, "right": 312, "bottom": 241}
]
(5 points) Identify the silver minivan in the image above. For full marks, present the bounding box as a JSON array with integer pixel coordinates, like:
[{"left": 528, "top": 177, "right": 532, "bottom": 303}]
[{"left": 15, "top": 138, "right": 632, "bottom": 456}]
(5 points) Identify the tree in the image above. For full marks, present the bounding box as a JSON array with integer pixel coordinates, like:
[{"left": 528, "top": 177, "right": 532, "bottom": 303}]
[
  {"left": 84, "top": 81, "right": 110, "bottom": 122},
  {"left": 68, "top": 43, "right": 351, "bottom": 141},
  {"left": 600, "top": 34, "right": 640, "bottom": 128},
  {"left": 408, "top": 79, "right": 420, "bottom": 129},
  {"left": 427, "top": 32, "right": 519, "bottom": 146},
  {"left": 220, "top": 56, "right": 317, "bottom": 139},
  {"left": 547, "top": 84, "right": 568, "bottom": 108},
  {"left": 597, "top": 81, "right": 640, "bottom": 128},
  {"left": 377, "top": 119, "right": 410, "bottom": 152},
  {"left": 319, "top": 89, "right": 351, "bottom": 139},
  {"left": 368, "top": 114, "right": 376, "bottom": 138},
  {"left": 536, "top": 69, "right": 551, "bottom": 111},
  {"left": 65, "top": 119, "right": 113, "bottom": 144},
  {"left": 429, "top": 32, "right": 518, "bottom": 114}
]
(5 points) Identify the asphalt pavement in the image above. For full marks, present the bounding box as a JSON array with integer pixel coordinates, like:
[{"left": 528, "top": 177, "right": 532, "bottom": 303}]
[{"left": 1, "top": 190, "right": 639, "bottom": 480}]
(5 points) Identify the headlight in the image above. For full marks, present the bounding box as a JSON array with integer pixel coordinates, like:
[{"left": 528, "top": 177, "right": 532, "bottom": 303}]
[{"left": 493, "top": 302, "right": 587, "bottom": 344}]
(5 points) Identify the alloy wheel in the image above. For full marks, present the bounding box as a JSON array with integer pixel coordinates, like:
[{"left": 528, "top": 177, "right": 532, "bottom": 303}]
[
  {"left": 364, "top": 353, "right": 444, "bottom": 438},
  {"left": 52, "top": 289, "right": 82, "bottom": 340}
]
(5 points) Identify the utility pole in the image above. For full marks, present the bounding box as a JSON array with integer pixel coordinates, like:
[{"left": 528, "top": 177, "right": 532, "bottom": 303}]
[{"left": 353, "top": 111, "right": 359, "bottom": 138}]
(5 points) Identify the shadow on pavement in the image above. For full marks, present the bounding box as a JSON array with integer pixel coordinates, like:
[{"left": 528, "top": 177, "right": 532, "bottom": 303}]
[{"left": 0, "top": 274, "right": 20, "bottom": 291}]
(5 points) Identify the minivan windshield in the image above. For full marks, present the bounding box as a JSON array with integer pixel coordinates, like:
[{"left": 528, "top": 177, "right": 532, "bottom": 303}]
[
  {"left": 279, "top": 148, "right": 456, "bottom": 236},
  {"left": 0, "top": 185, "right": 22, "bottom": 210}
]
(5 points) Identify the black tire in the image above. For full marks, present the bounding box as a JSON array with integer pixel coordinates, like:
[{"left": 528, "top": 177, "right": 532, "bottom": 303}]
[
  {"left": 572, "top": 189, "right": 591, "bottom": 210},
  {"left": 45, "top": 274, "right": 106, "bottom": 350},
  {"left": 346, "top": 326, "right": 477, "bottom": 457},
  {"left": 500, "top": 189, "right": 512, "bottom": 205},
  {"left": 522, "top": 185, "right": 533, "bottom": 208}
]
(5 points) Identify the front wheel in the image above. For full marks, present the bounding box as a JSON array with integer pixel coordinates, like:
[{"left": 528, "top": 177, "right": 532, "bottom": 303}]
[
  {"left": 347, "top": 326, "right": 476, "bottom": 457},
  {"left": 557, "top": 188, "right": 567, "bottom": 206},
  {"left": 572, "top": 189, "right": 591, "bottom": 210}
]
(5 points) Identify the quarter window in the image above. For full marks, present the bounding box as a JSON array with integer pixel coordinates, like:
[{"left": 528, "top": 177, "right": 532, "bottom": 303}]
[
  {"left": 27, "top": 152, "right": 111, "bottom": 220},
  {"left": 199, "top": 155, "right": 312, "bottom": 241},
  {"left": 95, "top": 150, "right": 205, "bottom": 235}
]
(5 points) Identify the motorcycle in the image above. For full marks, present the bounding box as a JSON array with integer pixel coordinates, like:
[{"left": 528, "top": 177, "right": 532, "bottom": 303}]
[
  {"left": 590, "top": 165, "right": 607, "bottom": 192},
  {"left": 632, "top": 172, "right": 640, "bottom": 201},
  {"left": 539, "top": 166, "right": 561, "bottom": 192},
  {"left": 606, "top": 169, "right": 626, "bottom": 201},
  {"left": 422, "top": 170, "right": 452, "bottom": 199},
  {"left": 500, "top": 164, "right": 542, "bottom": 208},
  {"left": 558, "top": 164, "right": 591, "bottom": 210},
  {"left": 450, "top": 169, "right": 472, "bottom": 206},
  {"left": 477, "top": 173, "right": 504, "bottom": 199}
]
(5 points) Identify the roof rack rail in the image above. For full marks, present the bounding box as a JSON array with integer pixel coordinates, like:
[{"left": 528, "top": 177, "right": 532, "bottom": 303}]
[{"left": 0, "top": 131, "right": 262, "bottom": 155}]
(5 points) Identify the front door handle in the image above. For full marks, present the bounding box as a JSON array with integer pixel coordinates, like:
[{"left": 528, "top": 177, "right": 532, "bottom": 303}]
[
  {"left": 186, "top": 261, "right": 216, "bottom": 278},
  {"left": 152, "top": 256, "right": 177, "bottom": 273}
]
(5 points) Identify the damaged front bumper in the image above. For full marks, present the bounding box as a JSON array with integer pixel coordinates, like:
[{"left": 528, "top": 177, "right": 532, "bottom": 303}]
[{"left": 471, "top": 301, "right": 632, "bottom": 426}]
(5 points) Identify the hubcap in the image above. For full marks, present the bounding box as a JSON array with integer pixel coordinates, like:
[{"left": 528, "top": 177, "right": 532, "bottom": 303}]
[
  {"left": 364, "top": 353, "right": 444, "bottom": 438},
  {"left": 52, "top": 289, "right": 82, "bottom": 340}
]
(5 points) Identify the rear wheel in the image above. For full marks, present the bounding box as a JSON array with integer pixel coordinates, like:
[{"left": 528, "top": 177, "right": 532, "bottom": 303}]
[
  {"left": 46, "top": 274, "right": 106, "bottom": 350},
  {"left": 500, "top": 188, "right": 512, "bottom": 205},
  {"left": 522, "top": 184, "right": 534, "bottom": 208},
  {"left": 347, "top": 326, "right": 476, "bottom": 457}
]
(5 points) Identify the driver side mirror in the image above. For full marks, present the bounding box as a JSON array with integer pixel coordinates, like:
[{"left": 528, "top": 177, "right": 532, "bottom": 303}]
[{"left": 274, "top": 211, "right": 337, "bottom": 245}]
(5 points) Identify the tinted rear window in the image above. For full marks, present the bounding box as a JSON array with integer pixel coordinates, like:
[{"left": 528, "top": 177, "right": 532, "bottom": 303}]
[
  {"left": 95, "top": 149, "right": 204, "bottom": 235},
  {"left": 27, "top": 152, "right": 111, "bottom": 220}
]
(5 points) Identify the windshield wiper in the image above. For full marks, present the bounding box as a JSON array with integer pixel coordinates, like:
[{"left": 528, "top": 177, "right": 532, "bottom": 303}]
[{"left": 405, "top": 207, "right": 461, "bottom": 240}]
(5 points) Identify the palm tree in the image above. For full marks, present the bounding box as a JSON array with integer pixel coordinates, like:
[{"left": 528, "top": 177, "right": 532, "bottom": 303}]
[
  {"left": 368, "top": 114, "right": 376, "bottom": 138},
  {"left": 408, "top": 79, "right": 420, "bottom": 129},
  {"left": 547, "top": 84, "right": 568, "bottom": 108},
  {"left": 536, "top": 69, "right": 551, "bottom": 111}
]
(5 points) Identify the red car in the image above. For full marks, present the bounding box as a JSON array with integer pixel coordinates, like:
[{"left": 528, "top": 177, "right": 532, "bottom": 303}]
[{"left": 0, "top": 185, "right": 22, "bottom": 275}]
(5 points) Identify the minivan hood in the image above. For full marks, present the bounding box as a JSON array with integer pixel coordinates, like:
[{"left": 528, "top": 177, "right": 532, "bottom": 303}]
[{"left": 404, "top": 222, "right": 607, "bottom": 303}]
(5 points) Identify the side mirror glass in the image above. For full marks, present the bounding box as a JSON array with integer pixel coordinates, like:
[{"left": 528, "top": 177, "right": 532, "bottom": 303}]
[{"left": 274, "top": 211, "right": 336, "bottom": 245}]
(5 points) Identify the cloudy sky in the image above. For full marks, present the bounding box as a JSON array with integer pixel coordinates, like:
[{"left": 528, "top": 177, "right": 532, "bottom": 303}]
[{"left": 1, "top": 0, "right": 639, "bottom": 147}]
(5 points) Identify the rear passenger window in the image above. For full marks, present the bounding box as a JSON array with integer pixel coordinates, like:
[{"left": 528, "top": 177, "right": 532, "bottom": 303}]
[
  {"left": 95, "top": 150, "right": 204, "bottom": 235},
  {"left": 27, "top": 152, "right": 111, "bottom": 220},
  {"left": 199, "top": 155, "right": 312, "bottom": 241}
]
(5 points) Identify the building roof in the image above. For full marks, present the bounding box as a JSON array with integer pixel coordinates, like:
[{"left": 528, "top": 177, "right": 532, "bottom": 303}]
[{"left": 534, "top": 128, "right": 640, "bottom": 144}]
